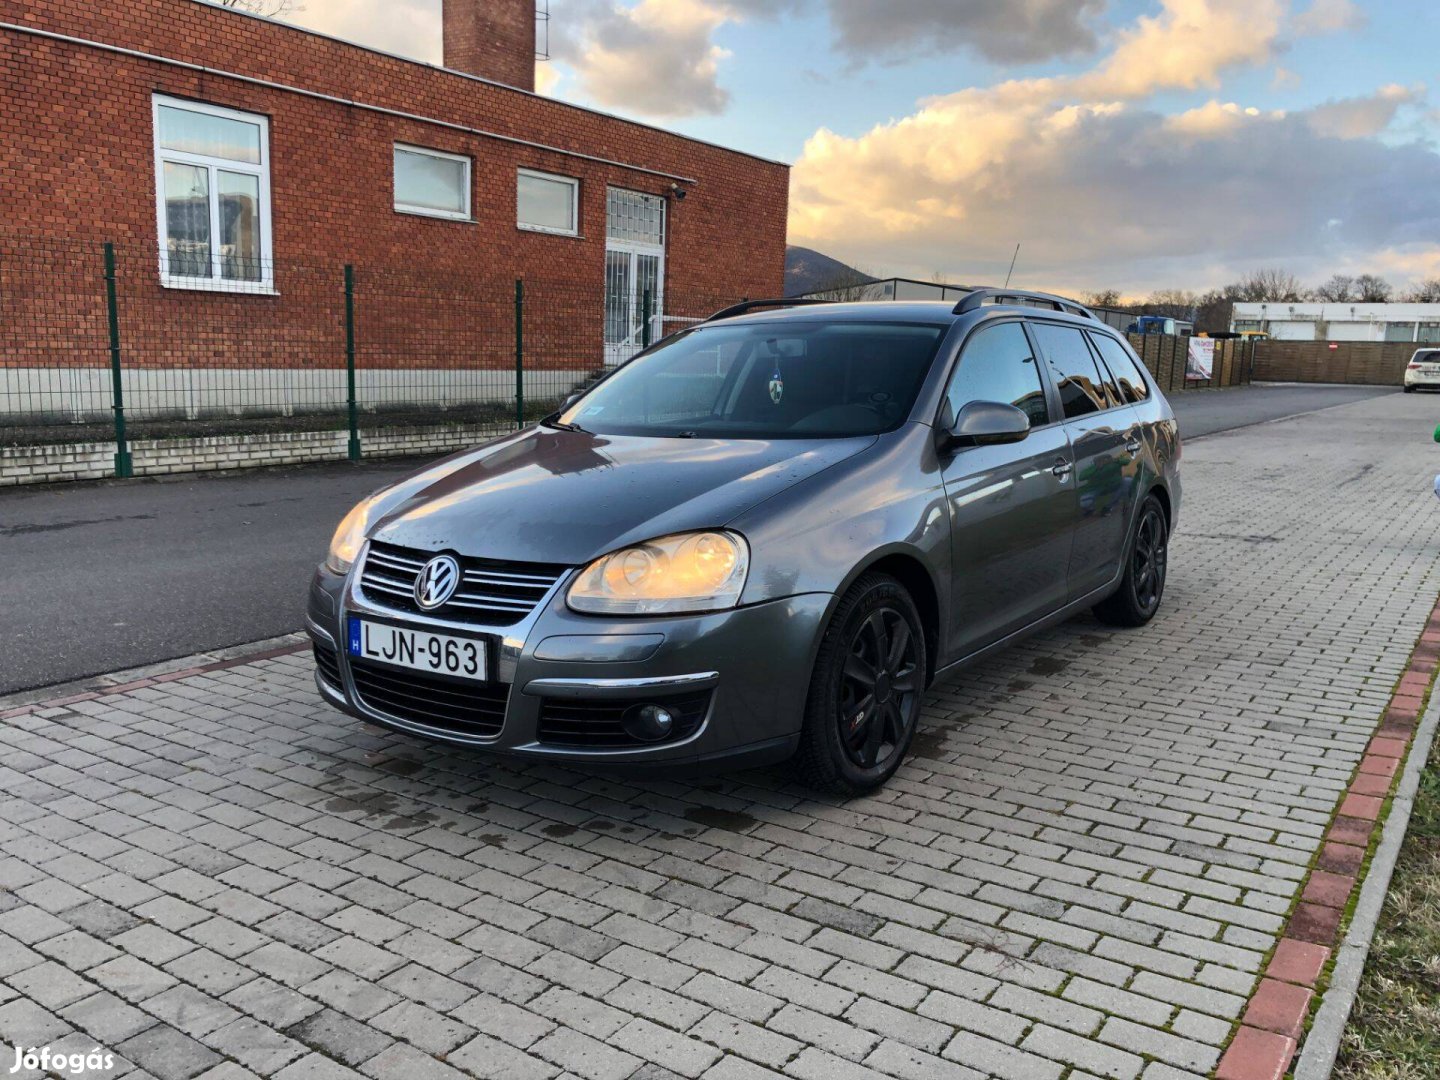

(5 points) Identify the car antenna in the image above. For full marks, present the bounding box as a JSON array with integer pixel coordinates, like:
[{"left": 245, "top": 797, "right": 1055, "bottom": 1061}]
[{"left": 1004, "top": 243, "right": 1021, "bottom": 289}]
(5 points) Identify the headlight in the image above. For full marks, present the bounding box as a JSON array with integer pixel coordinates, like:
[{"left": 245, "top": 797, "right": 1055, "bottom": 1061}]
[
  {"left": 325, "top": 499, "right": 374, "bottom": 574},
  {"left": 568, "top": 531, "right": 749, "bottom": 615}
]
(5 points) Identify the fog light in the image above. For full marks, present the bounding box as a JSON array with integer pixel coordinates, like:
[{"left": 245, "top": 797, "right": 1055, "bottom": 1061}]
[{"left": 623, "top": 703, "right": 675, "bottom": 743}]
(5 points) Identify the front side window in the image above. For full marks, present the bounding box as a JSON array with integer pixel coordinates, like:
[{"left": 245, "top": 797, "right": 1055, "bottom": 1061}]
[
  {"left": 394, "top": 145, "right": 471, "bottom": 220},
  {"left": 1031, "top": 323, "right": 1108, "bottom": 419},
  {"left": 945, "top": 322, "right": 1049, "bottom": 429},
  {"left": 560, "top": 321, "right": 946, "bottom": 439},
  {"left": 1090, "top": 334, "right": 1150, "bottom": 403},
  {"left": 518, "top": 170, "right": 579, "bottom": 235},
  {"left": 154, "top": 96, "right": 271, "bottom": 289}
]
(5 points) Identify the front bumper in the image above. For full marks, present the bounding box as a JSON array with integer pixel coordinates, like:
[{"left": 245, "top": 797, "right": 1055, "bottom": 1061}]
[{"left": 306, "top": 558, "right": 829, "bottom": 772}]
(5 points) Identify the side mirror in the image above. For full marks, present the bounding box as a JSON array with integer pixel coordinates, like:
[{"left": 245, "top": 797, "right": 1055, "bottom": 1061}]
[
  {"left": 561, "top": 392, "right": 582, "bottom": 411},
  {"left": 943, "top": 400, "right": 1031, "bottom": 450}
]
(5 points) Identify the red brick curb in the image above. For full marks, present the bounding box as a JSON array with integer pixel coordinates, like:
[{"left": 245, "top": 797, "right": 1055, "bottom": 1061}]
[
  {"left": 0, "top": 640, "right": 310, "bottom": 719},
  {"left": 1214, "top": 595, "right": 1440, "bottom": 1079}
]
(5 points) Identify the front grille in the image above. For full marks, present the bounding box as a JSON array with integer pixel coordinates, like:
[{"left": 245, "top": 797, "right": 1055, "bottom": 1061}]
[
  {"left": 350, "top": 657, "right": 508, "bottom": 738},
  {"left": 359, "top": 542, "right": 567, "bottom": 627},
  {"left": 537, "top": 692, "right": 711, "bottom": 749},
  {"left": 314, "top": 643, "right": 341, "bottom": 691}
]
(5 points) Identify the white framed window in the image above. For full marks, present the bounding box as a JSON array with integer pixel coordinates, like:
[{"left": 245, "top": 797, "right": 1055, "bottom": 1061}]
[
  {"left": 394, "top": 144, "right": 472, "bottom": 221},
  {"left": 152, "top": 95, "right": 273, "bottom": 292},
  {"left": 517, "top": 169, "right": 580, "bottom": 236}
]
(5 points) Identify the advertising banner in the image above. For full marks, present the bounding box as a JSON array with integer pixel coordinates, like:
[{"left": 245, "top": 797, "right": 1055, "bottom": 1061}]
[{"left": 1186, "top": 337, "right": 1215, "bottom": 381}]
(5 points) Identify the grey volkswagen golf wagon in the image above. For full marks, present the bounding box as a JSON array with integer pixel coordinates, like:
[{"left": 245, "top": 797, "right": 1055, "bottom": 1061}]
[{"left": 307, "top": 289, "right": 1180, "bottom": 794}]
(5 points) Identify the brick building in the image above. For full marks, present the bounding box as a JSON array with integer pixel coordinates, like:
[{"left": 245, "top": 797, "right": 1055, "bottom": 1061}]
[{"left": 0, "top": 0, "right": 789, "bottom": 444}]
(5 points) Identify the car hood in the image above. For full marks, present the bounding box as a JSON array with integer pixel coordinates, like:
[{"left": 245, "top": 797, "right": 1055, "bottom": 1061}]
[{"left": 366, "top": 427, "right": 876, "bottom": 565}]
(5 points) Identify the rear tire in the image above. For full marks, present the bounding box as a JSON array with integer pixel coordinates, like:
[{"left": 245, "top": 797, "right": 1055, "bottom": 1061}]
[
  {"left": 1404, "top": 385, "right": 1415, "bottom": 393},
  {"left": 1093, "top": 494, "right": 1169, "bottom": 628},
  {"left": 793, "top": 573, "right": 927, "bottom": 796}
]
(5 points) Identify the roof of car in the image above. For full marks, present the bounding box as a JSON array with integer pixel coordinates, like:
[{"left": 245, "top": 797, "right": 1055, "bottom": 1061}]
[{"left": 708, "top": 299, "right": 1112, "bottom": 331}]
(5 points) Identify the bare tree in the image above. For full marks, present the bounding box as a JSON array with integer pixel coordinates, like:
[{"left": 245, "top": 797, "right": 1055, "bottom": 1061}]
[
  {"left": 1310, "top": 274, "right": 1356, "bottom": 302},
  {"left": 1353, "top": 274, "right": 1394, "bottom": 303},
  {"left": 1403, "top": 278, "right": 1440, "bottom": 303},
  {"left": 214, "top": 0, "right": 303, "bottom": 18},
  {"left": 1084, "top": 289, "right": 1122, "bottom": 308},
  {"left": 812, "top": 266, "right": 882, "bottom": 302},
  {"left": 1142, "top": 289, "right": 1199, "bottom": 320},
  {"left": 1195, "top": 285, "right": 1245, "bottom": 335},
  {"left": 1235, "top": 268, "right": 1304, "bottom": 303}
]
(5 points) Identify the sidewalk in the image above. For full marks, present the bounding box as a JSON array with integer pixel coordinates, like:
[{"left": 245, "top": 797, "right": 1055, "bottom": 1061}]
[{"left": 0, "top": 391, "right": 1437, "bottom": 1080}]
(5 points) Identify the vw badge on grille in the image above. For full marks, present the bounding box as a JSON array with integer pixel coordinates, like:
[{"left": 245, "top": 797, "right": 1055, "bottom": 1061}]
[{"left": 414, "top": 555, "right": 461, "bottom": 610}]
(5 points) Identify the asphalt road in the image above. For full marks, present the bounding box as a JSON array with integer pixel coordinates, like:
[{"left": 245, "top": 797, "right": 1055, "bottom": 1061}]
[{"left": 0, "top": 382, "right": 1404, "bottom": 694}]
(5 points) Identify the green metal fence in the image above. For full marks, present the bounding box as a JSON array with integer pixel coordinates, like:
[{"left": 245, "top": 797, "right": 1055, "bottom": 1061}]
[{"left": 0, "top": 234, "right": 748, "bottom": 475}]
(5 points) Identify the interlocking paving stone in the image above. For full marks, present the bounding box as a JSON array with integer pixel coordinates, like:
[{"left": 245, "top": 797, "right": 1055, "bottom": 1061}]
[{"left": 1, "top": 393, "right": 1437, "bottom": 1077}]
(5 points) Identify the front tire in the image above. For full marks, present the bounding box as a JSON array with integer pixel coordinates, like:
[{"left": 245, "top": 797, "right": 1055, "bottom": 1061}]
[
  {"left": 793, "top": 573, "right": 927, "bottom": 796},
  {"left": 1093, "top": 494, "right": 1169, "bottom": 627}
]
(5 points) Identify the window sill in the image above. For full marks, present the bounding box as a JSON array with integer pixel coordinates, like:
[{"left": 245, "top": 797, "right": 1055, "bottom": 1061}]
[
  {"left": 395, "top": 205, "right": 475, "bottom": 223},
  {"left": 518, "top": 224, "right": 584, "bottom": 240},
  {"left": 160, "top": 277, "right": 279, "bottom": 296}
]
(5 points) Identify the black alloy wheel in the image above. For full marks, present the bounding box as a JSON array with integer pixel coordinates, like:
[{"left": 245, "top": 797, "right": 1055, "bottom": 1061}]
[
  {"left": 838, "top": 607, "right": 920, "bottom": 770},
  {"left": 794, "top": 572, "right": 927, "bottom": 795},
  {"left": 1131, "top": 505, "right": 1167, "bottom": 615},
  {"left": 1093, "top": 493, "right": 1169, "bottom": 627}
]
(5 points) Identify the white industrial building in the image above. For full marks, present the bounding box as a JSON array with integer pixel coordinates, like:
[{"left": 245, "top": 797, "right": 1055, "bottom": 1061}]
[{"left": 1232, "top": 302, "right": 1440, "bottom": 343}]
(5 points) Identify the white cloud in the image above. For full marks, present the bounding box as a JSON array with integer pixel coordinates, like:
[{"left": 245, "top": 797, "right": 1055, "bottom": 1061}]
[
  {"left": 821, "top": 0, "right": 1108, "bottom": 65},
  {"left": 1165, "top": 101, "right": 1283, "bottom": 137},
  {"left": 1305, "top": 84, "right": 1425, "bottom": 139},
  {"left": 549, "top": 0, "right": 736, "bottom": 117},
  {"left": 1292, "top": 0, "right": 1365, "bottom": 35},
  {"left": 788, "top": 1, "right": 1440, "bottom": 293}
]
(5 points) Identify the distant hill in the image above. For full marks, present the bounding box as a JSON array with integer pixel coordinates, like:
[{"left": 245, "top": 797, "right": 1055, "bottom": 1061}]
[{"left": 784, "top": 246, "right": 874, "bottom": 297}]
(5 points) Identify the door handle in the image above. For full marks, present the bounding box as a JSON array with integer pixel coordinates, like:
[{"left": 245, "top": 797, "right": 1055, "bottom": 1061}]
[{"left": 1052, "top": 460, "right": 1074, "bottom": 479}]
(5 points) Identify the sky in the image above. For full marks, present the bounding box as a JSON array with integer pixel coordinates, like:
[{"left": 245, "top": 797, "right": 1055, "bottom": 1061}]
[{"left": 277, "top": 0, "right": 1440, "bottom": 298}]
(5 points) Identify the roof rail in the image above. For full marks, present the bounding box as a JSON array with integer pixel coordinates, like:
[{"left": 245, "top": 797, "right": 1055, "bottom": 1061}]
[
  {"left": 703, "top": 298, "right": 834, "bottom": 323},
  {"left": 953, "top": 288, "right": 1097, "bottom": 321}
]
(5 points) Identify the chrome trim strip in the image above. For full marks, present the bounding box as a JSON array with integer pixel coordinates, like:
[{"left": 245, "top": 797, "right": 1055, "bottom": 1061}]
[
  {"left": 305, "top": 616, "right": 336, "bottom": 647},
  {"left": 522, "top": 671, "right": 719, "bottom": 701}
]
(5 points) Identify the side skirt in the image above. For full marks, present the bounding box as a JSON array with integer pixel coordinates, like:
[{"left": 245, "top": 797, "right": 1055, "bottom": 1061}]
[{"left": 931, "top": 576, "right": 1121, "bottom": 685}]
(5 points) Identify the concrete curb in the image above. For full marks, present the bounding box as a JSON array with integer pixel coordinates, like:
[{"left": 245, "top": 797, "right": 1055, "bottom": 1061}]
[
  {"left": 1293, "top": 689, "right": 1440, "bottom": 1080},
  {"left": 0, "top": 631, "right": 309, "bottom": 713}
]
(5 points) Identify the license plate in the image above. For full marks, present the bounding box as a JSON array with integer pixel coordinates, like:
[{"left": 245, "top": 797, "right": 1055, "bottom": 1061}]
[
  {"left": 1426, "top": 366, "right": 1440, "bottom": 374},
  {"left": 348, "top": 617, "right": 487, "bottom": 680}
]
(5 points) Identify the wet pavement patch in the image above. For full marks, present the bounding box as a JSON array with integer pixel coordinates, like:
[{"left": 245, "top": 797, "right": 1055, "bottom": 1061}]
[{"left": 682, "top": 806, "right": 758, "bottom": 832}]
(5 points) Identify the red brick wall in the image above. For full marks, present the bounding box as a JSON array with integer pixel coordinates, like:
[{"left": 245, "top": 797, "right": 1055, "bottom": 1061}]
[
  {"left": 0, "top": 0, "right": 789, "bottom": 376},
  {"left": 444, "top": 0, "right": 536, "bottom": 92}
]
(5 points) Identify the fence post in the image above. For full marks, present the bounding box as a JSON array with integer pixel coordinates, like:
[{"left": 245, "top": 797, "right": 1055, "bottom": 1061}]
[
  {"left": 514, "top": 279, "right": 525, "bottom": 428},
  {"left": 103, "top": 243, "right": 133, "bottom": 479},
  {"left": 344, "top": 264, "right": 361, "bottom": 461},
  {"left": 641, "top": 288, "right": 652, "bottom": 349}
]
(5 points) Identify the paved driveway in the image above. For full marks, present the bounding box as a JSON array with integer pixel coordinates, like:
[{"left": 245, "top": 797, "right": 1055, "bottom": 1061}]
[{"left": 1, "top": 392, "right": 1437, "bottom": 1080}]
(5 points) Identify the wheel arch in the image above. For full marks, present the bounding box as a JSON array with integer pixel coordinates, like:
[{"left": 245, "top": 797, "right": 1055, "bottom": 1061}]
[
  {"left": 1146, "top": 482, "right": 1173, "bottom": 530},
  {"left": 829, "top": 548, "right": 943, "bottom": 688}
]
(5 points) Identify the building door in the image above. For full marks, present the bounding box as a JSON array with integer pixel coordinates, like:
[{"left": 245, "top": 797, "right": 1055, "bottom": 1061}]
[{"left": 604, "top": 188, "right": 665, "bottom": 367}]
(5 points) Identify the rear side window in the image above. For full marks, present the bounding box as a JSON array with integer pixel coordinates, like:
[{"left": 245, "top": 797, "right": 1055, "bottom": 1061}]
[
  {"left": 1090, "top": 333, "right": 1151, "bottom": 403},
  {"left": 945, "top": 322, "right": 1050, "bottom": 429},
  {"left": 1031, "top": 323, "right": 1107, "bottom": 419}
]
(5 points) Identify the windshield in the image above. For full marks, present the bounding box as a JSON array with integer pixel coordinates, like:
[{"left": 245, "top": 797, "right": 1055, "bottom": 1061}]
[{"left": 558, "top": 320, "right": 947, "bottom": 439}]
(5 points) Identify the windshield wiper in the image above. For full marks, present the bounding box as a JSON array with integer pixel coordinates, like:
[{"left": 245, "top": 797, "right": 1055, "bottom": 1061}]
[{"left": 539, "top": 413, "right": 587, "bottom": 433}]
